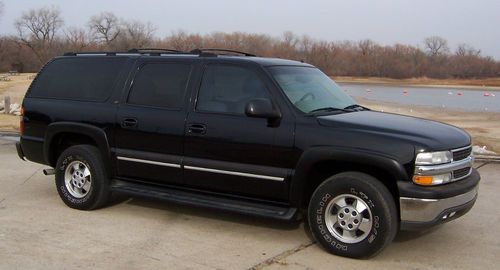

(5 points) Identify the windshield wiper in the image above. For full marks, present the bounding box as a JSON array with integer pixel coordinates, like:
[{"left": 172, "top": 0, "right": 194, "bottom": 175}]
[
  {"left": 343, "top": 104, "right": 370, "bottom": 111},
  {"left": 306, "top": 107, "right": 350, "bottom": 116}
]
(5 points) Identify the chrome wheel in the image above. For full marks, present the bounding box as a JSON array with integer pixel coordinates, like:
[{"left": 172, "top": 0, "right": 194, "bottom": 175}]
[
  {"left": 325, "top": 194, "right": 373, "bottom": 244},
  {"left": 64, "top": 161, "right": 92, "bottom": 198}
]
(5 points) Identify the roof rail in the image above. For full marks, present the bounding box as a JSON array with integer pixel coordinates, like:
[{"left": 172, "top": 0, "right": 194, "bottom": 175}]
[
  {"left": 127, "top": 48, "right": 185, "bottom": 54},
  {"left": 63, "top": 52, "right": 119, "bottom": 56},
  {"left": 190, "top": 48, "right": 256, "bottom": 57},
  {"left": 63, "top": 49, "right": 186, "bottom": 57},
  {"left": 63, "top": 48, "right": 257, "bottom": 57}
]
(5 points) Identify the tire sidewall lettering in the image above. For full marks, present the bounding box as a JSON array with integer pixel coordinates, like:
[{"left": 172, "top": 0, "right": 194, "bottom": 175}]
[
  {"left": 57, "top": 154, "right": 93, "bottom": 204},
  {"left": 314, "top": 186, "right": 382, "bottom": 251}
]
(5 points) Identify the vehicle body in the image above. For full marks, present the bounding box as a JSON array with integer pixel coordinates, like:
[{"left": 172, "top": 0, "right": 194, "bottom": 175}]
[{"left": 16, "top": 49, "right": 480, "bottom": 258}]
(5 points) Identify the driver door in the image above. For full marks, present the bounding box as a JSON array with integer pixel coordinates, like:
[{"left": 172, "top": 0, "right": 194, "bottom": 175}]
[{"left": 183, "top": 62, "right": 296, "bottom": 201}]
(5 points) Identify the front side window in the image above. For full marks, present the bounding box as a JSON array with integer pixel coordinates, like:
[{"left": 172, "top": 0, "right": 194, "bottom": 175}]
[
  {"left": 268, "top": 66, "right": 355, "bottom": 113},
  {"left": 196, "top": 65, "right": 270, "bottom": 114},
  {"left": 128, "top": 63, "right": 191, "bottom": 109}
]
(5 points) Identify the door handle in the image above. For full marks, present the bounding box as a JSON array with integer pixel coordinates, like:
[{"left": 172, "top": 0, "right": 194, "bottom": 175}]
[
  {"left": 187, "top": 123, "right": 207, "bottom": 135},
  {"left": 121, "top": 118, "right": 138, "bottom": 128}
]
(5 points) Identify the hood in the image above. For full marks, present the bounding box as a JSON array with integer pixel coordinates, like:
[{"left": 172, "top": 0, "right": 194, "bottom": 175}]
[{"left": 317, "top": 111, "right": 471, "bottom": 151}]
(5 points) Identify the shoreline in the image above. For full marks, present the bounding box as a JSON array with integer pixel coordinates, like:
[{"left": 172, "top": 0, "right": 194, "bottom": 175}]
[
  {"left": 355, "top": 97, "right": 500, "bottom": 154},
  {"left": 333, "top": 76, "right": 500, "bottom": 91}
]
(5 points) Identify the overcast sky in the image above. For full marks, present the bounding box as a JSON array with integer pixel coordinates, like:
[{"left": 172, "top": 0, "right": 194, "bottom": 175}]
[{"left": 1, "top": 0, "right": 499, "bottom": 59}]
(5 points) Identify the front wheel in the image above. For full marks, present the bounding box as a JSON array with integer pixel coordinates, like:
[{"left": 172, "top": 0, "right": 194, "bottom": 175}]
[{"left": 308, "top": 172, "right": 398, "bottom": 258}]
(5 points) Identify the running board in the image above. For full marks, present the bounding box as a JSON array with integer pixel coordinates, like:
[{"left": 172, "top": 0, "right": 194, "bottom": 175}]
[{"left": 111, "top": 180, "right": 297, "bottom": 221}]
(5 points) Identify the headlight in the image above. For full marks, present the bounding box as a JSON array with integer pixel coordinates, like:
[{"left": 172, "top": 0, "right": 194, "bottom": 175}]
[{"left": 415, "top": 151, "right": 452, "bottom": 165}]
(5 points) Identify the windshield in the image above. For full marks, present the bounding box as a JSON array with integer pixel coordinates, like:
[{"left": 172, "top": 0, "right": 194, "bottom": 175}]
[{"left": 268, "top": 66, "right": 356, "bottom": 114}]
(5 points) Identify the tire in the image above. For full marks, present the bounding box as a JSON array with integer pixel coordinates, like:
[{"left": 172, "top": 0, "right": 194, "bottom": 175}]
[
  {"left": 55, "top": 144, "right": 110, "bottom": 210},
  {"left": 308, "top": 172, "right": 398, "bottom": 258}
]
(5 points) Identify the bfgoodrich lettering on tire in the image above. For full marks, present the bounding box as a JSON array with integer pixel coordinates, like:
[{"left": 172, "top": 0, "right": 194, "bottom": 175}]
[
  {"left": 55, "top": 145, "right": 110, "bottom": 210},
  {"left": 308, "top": 172, "right": 398, "bottom": 258}
]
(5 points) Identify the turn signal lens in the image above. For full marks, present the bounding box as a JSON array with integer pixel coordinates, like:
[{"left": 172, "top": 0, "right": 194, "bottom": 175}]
[
  {"left": 413, "top": 173, "right": 452, "bottom": 186},
  {"left": 413, "top": 175, "right": 433, "bottom": 185}
]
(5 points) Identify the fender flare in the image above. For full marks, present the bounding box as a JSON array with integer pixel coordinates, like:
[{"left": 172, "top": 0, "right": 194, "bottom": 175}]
[
  {"left": 289, "top": 146, "right": 409, "bottom": 206},
  {"left": 44, "top": 122, "right": 112, "bottom": 172}
]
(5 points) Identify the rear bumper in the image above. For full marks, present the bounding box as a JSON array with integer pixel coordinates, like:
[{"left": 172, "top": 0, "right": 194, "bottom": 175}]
[
  {"left": 16, "top": 142, "right": 26, "bottom": 161},
  {"left": 398, "top": 168, "right": 480, "bottom": 230}
]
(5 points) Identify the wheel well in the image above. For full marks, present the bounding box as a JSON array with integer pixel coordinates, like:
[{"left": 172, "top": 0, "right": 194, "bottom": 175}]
[
  {"left": 302, "top": 160, "right": 400, "bottom": 211},
  {"left": 49, "top": 133, "right": 98, "bottom": 166}
]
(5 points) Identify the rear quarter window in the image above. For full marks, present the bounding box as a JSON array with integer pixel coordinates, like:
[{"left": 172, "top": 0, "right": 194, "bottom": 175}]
[
  {"left": 27, "top": 57, "right": 126, "bottom": 101},
  {"left": 127, "top": 62, "right": 192, "bottom": 109}
]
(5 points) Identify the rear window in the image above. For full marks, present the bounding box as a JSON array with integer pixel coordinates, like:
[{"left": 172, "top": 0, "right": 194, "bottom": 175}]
[
  {"left": 28, "top": 57, "right": 126, "bottom": 101},
  {"left": 127, "top": 63, "right": 192, "bottom": 109}
]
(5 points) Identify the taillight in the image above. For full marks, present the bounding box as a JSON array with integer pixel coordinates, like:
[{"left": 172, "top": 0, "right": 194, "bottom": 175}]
[{"left": 20, "top": 107, "right": 24, "bottom": 135}]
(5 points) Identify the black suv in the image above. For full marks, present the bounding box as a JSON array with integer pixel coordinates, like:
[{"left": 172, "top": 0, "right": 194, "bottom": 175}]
[{"left": 16, "top": 49, "right": 480, "bottom": 258}]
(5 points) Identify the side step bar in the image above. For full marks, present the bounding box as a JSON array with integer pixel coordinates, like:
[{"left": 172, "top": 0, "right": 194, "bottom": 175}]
[{"left": 111, "top": 180, "right": 298, "bottom": 221}]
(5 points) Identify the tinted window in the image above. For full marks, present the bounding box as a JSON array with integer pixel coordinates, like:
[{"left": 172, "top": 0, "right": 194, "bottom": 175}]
[
  {"left": 197, "top": 65, "right": 269, "bottom": 114},
  {"left": 127, "top": 63, "right": 191, "bottom": 109},
  {"left": 268, "top": 66, "right": 355, "bottom": 113},
  {"left": 28, "top": 57, "right": 126, "bottom": 101}
]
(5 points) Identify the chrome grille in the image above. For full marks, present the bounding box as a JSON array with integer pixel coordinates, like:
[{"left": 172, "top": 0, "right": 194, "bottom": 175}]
[
  {"left": 453, "top": 167, "right": 471, "bottom": 180},
  {"left": 452, "top": 146, "right": 472, "bottom": 161}
]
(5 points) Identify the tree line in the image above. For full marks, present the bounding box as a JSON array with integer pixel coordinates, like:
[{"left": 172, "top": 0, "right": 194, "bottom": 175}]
[{"left": 0, "top": 5, "right": 499, "bottom": 78}]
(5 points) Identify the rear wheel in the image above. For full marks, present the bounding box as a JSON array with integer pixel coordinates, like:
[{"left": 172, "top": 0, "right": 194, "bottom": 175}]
[
  {"left": 308, "top": 172, "right": 398, "bottom": 258},
  {"left": 55, "top": 145, "right": 110, "bottom": 210}
]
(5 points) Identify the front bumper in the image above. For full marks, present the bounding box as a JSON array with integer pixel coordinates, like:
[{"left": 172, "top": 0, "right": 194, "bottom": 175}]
[{"left": 398, "top": 168, "right": 480, "bottom": 230}]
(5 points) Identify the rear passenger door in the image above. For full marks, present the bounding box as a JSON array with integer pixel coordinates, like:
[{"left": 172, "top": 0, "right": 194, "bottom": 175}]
[{"left": 114, "top": 59, "right": 195, "bottom": 185}]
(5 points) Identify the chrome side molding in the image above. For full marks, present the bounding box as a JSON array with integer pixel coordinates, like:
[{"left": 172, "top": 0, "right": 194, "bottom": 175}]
[{"left": 117, "top": 156, "right": 285, "bottom": 181}]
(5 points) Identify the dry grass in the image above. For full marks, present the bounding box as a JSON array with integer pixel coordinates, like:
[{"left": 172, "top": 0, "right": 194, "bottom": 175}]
[
  {"left": 334, "top": 76, "right": 500, "bottom": 89},
  {"left": 0, "top": 73, "right": 34, "bottom": 132},
  {"left": 0, "top": 73, "right": 35, "bottom": 104},
  {"left": 0, "top": 114, "right": 20, "bottom": 132}
]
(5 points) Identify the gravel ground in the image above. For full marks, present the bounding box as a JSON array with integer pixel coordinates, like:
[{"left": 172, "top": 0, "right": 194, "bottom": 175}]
[{"left": 0, "top": 137, "right": 498, "bottom": 270}]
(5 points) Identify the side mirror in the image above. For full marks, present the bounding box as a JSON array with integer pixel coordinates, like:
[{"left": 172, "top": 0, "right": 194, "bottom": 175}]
[{"left": 245, "top": 98, "right": 282, "bottom": 121}]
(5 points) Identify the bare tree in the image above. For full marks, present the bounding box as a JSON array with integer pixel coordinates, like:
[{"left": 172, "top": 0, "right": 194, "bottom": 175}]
[
  {"left": 282, "top": 31, "right": 299, "bottom": 48},
  {"left": 120, "top": 20, "right": 156, "bottom": 49},
  {"left": 14, "top": 6, "right": 64, "bottom": 63},
  {"left": 358, "top": 39, "right": 376, "bottom": 56},
  {"left": 64, "top": 27, "right": 91, "bottom": 52},
  {"left": 88, "top": 12, "right": 121, "bottom": 46},
  {"left": 424, "top": 36, "right": 450, "bottom": 56},
  {"left": 3, "top": 12, "right": 500, "bottom": 79},
  {"left": 456, "top": 43, "right": 480, "bottom": 57}
]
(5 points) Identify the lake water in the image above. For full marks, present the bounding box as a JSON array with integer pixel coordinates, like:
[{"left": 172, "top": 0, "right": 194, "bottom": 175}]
[{"left": 339, "top": 83, "right": 500, "bottom": 112}]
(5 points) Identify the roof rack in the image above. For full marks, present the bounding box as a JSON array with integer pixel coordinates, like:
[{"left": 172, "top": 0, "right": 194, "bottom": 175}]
[
  {"left": 63, "top": 48, "right": 257, "bottom": 57},
  {"left": 63, "top": 48, "right": 186, "bottom": 57},
  {"left": 127, "top": 48, "right": 185, "bottom": 54},
  {"left": 190, "top": 48, "right": 256, "bottom": 57},
  {"left": 63, "top": 52, "right": 120, "bottom": 56}
]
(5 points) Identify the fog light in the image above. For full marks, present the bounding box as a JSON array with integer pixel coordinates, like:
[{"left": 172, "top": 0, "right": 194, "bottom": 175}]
[{"left": 413, "top": 173, "right": 452, "bottom": 186}]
